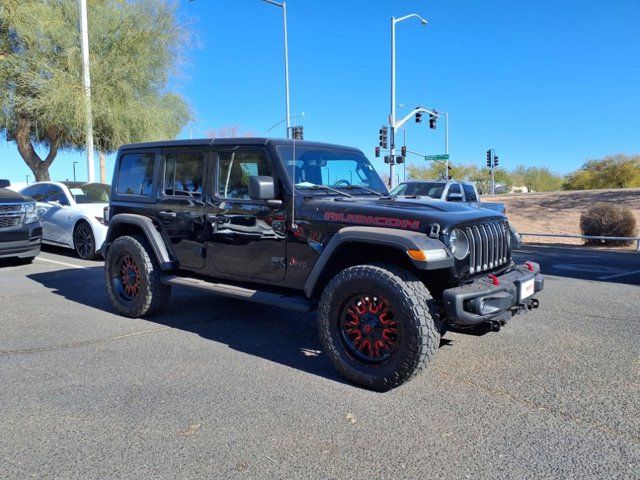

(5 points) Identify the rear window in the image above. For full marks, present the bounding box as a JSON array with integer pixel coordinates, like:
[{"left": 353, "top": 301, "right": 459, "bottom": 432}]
[{"left": 116, "top": 153, "right": 155, "bottom": 196}]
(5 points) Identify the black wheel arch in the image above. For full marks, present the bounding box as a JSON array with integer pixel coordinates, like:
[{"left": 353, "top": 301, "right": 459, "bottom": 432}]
[
  {"left": 101, "top": 214, "right": 176, "bottom": 270},
  {"left": 303, "top": 226, "right": 454, "bottom": 299}
]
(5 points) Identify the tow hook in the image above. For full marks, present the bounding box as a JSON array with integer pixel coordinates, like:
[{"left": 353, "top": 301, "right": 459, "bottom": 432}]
[
  {"left": 531, "top": 298, "right": 540, "bottom": 309},
  {"left": 488, "top": 320, "right": 501, "bottom": 332}
]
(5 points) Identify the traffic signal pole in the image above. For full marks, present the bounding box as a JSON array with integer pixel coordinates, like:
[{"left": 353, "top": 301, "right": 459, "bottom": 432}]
[{"left": 444, "top": 112, "right": 449, "bottom": 175}]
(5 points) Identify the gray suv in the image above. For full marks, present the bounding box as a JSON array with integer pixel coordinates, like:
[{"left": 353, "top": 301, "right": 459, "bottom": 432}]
[{"left": 0, "top": 179, "right": 42, "bottom": 263}]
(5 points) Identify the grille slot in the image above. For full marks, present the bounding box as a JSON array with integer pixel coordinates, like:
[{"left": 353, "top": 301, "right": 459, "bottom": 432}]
[
  {"left": 0, "top": 215, "right": 23, "bottom": 229},
  {"left": 464, "top": 220, "right": 510, "bottom": 275},
  {"left": 0, "top": 204, "right": 22, "bottom": 214}
]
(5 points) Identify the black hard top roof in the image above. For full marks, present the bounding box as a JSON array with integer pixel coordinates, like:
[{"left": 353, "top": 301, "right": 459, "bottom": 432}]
[{"left": 118, "top": 137, "right": 361, "bottom": 153}]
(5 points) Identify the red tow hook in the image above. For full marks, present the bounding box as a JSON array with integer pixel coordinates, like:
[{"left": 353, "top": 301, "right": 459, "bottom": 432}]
[
  {"left": 487, "top": 274, "right": 500, "bottom": 286},
  {"left": 525, "top": 261, "right": 535, "bottom": 272}
]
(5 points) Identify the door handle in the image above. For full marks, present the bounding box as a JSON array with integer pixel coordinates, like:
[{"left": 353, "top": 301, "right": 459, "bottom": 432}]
[
  {"left": 207, "top": 214, "right": 229, "bottom": 225},
  {"left": 158, "top": 210, "right": 177, "bottom": 220}
]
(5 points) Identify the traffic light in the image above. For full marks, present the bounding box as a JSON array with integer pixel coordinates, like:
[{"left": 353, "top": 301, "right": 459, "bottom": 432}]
[
  {"left": 396, "top": 155, "right": 405, "bottom": 164},
  {"left": 494, "top": 155, "right": 499, "bottom": 167},
  {"left": 429, "top": 110, "right": 438, "bottom": 129},
  {"left": 447, "top": 165, "right": 452, "bottom": 180},
  {"left": 291, "top": 126, "right": 304, "bottom": 140},
  {"left": 401, "top": 146, "right": 407, "bottom": 157},
  {"left": 375, "top": 146, "right": 381, "bottom": 158},
  {"left": 379, "top": 126, "right": 388, "bottom": 149},
  {"left": 415, "top": 109, "right": 423, "bottom": 123},
  {"left": 486, "top": 150, "right": 492, "bottom": 167}
]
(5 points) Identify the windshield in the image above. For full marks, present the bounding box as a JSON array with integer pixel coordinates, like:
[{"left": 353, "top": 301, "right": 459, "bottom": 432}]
[
  {"left": 65, "top": 183, "right": 110, "bottom": 204},
  {"left": 389, "top": 182, "right": 444, "bottom": 199},
  {"left": 277, "top": 146, "right": 388, "bottom": 195}
]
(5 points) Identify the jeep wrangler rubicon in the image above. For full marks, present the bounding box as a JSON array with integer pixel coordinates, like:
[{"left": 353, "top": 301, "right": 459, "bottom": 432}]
[{"left": 100, "top": 138, "right": 543, "bottom": 391}]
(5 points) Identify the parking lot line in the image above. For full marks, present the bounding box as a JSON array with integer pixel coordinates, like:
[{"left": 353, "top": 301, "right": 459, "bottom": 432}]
[
  {"left": 598, "top": 269, "right": 640, "bottom": 280},
  {"left": 35, "top": 256, "right": 90, "bottom": 270}
]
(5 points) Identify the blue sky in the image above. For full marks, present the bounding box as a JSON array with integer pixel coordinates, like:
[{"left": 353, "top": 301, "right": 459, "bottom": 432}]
[{"left": 2, "top": 0, "right": 639, "bottom": 184}]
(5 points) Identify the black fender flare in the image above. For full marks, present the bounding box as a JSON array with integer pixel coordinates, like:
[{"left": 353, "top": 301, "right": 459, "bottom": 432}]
[
  {"left": 303, "top": 226, "right": 453, "bottom": 297},
  {"left": 101, "top": 214, "right": 175, "bottom": 270}
]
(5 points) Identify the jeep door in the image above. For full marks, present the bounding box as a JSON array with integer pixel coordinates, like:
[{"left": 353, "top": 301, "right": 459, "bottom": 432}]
[
  {"left": 156, "top": 147, "right": 208, "bottom": 270},
  {"left": 205, "top": 148, "right": 286, "bottom": 283}
]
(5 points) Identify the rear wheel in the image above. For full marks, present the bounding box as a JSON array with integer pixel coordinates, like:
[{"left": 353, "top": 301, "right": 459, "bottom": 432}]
[
  {"left": 317, "top": 263, "right": 441, "bottom": 391},
  {"left": 74, "top": 221, "right": 97, "bottom": 260},
  {"left": 104, "top": 235, "right": 171, "bottom": 318}
]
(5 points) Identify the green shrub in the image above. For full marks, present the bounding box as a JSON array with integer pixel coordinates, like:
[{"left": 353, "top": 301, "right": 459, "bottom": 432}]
[{"left": 579, "top": 204, "right": 637, "bottom": 246}]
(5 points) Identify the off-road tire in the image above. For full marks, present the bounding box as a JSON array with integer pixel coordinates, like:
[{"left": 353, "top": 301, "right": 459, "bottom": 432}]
[
  {"left": 104, "top": 235, "right": 171, "bottom": 318},
  {"left": 317, "top": 263, "right": 441, "bottom": 391}
]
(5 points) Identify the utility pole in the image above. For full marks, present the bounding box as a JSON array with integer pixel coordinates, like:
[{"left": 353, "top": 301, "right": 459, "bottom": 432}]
[
  {"left": 78, "top": 0, "right": 95, "bottom": 182},
  {"left": 73, "top": 161, "right": 78, "bottom": 182}
]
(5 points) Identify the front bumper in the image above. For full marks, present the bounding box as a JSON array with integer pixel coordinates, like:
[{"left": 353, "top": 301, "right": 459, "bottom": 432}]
[
  {"left": 0, "top": 224, "right": 42, "bottom": 259},
  {"left": 442, "top": 261, "right": 544, "bottom": 327}
]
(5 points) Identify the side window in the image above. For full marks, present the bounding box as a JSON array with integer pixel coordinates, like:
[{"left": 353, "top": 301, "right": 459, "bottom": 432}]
[
  {"left": 462, "top": 184, "right": 478, "bottom": 202},
  {"left": 163, "top": 152, "right": 204, "bottom": 198},
  {"left": 22, "top": 184, "right": 45, "bottom": 201},
  {"left": 218, "top": 151, "right": 273, "bottom": 200},
  {"left": 389, "top": 183, "right": 408, "bottom": 196},
  {"left": 42, "top": 185, "right": 69, "bottom": 205},
  {"left": 116, "top": 153, "right": 155, "bottom": 196},
  {"left": 447, "top": 183, "right": 462, "bottom": 201}
]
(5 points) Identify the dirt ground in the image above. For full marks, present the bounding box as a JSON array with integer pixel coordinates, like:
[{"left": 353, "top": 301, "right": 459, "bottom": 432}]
[{"left": 483, "top": 188, "right": 640, "bottom": 250}]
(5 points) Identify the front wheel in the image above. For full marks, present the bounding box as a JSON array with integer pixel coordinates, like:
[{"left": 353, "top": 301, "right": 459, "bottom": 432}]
[
  {"left": 104, "top": 235, "right": 171, "bottom": 318},
  {"left": 317, "top": 263, "right": 441, "bottom": 391}
]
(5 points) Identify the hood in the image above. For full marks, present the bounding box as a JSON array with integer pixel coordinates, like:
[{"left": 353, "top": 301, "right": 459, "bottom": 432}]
[
  {"left": 0, "top": 187, "right": 31, "bottom": 203},
  {"left": 74, "top": 203, "right": 108, "bottom": 217},
  {"left": 309, "top": 195, "right": 504, "bottom": 233}
]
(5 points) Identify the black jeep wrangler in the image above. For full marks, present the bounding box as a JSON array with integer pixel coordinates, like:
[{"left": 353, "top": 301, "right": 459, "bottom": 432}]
[
  {"left": 0, "top": 179, "right": 42, "bottom": 263},
  {"left": 101, "top": 138, "right": 543, "bottom": 391}
]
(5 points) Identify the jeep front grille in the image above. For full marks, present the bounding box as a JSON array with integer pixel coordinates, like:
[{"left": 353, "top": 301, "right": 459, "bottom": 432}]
[{"left": 465, "top": 221, "right": 510, "bottom": 274}]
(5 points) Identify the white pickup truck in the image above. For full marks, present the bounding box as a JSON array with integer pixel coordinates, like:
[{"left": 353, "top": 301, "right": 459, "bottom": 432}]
[{"left": 389, "top": 180, "right": 506, "bottom": 214}]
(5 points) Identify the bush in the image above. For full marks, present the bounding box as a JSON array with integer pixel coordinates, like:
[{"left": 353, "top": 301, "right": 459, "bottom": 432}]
[{"left": 579, "top": 204, "right": 638, "bottom": 246}]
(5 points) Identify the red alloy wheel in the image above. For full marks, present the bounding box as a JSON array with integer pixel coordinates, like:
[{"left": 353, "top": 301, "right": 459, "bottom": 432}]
[
  {"left": 340, "top": 294, "right": 399, "bottom": 363},
  {"left": 119, "top": 255, "right": 141, "bottom": 300}
]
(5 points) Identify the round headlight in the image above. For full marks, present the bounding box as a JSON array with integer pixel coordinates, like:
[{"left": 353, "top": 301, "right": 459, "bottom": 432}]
[{"left": 449, "top": 228, "right": 470, "bottom": 260}]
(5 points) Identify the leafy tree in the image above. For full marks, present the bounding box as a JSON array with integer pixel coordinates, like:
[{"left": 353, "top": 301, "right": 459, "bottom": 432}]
[
  {"left": 511, "top": 165, "right": 564, "bottom": 192},
  {"left": 206, "top": 125, "right": 256, "bottom": 139},
  {"left": 564, "top": 155, "right": 640, "bottom": 190},
  {"left": 0, "top": 0, "right": 191, "bottom": 182}
]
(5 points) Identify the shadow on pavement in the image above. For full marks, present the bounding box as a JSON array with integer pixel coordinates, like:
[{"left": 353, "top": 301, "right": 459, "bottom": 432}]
[
  {"left": 514, "top": 245, "right": 640, "bottom": 286},
  {"left": 27, "top": 265, "right": 455, "bottom": 388}
]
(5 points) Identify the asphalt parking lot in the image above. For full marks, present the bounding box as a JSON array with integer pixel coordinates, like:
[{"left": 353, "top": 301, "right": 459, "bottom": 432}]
[{"left": 1, "top": 246, "right": 638, "bottom": 479}]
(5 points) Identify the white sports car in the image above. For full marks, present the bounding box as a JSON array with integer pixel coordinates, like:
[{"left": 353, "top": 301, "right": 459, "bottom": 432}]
[{"left": 20, "top": 181, "right": 109, "bottom": 259}]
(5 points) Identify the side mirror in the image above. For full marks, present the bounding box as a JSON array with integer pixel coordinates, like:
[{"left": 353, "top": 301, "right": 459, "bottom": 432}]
[
  {"left": 447, "top": 192, "right": 463, "bottom": 202},
  {"left": 0, "top": 179, "right": 10, "bottom": 188},
  {"left": 249, "top": 176, "right": 276, "bottom": 201}
]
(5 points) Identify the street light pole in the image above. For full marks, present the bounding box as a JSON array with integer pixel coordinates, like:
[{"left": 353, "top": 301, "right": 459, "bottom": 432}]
[
  {"left": 389, "top": 13, "right": 427, "bottom": 188},
  {"left": 263, "top": 0, "right": 291, "bottom": 139},
  {"left": 73, "top": 162, "right": 78, "bottom": 182},
  {"left": 78, "top": 0, "right": 95, "bottom": 182}
]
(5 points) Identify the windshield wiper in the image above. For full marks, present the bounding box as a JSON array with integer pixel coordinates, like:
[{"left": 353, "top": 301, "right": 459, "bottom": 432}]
[
  {"left": 296, "top": 183, "right": 352, "bottom": 197},
  {"left": 337, "top": 185, "right": 383, "bottom": 196}
]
